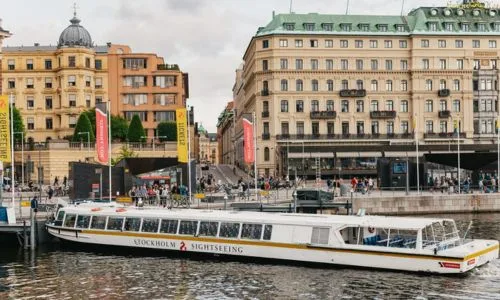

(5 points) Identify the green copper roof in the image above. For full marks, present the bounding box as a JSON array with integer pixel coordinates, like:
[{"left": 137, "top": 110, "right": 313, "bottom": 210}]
[{"left": 255, "top": 6, "right": 500, "bottom": 37}]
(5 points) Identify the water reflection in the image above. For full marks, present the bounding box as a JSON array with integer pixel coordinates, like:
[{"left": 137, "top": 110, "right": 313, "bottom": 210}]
[{"left": 0, "top": 213, "right": 498, "bottom": 299}]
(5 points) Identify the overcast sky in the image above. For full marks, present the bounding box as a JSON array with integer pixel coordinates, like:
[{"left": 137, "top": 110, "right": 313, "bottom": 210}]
[{"left": 2, "top": 0, "right": 453, "bottom": 132}]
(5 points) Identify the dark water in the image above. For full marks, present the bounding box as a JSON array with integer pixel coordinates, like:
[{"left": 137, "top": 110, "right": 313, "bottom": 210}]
[{"left": 1, "top": 214, "right": 499, "bottom": 299}]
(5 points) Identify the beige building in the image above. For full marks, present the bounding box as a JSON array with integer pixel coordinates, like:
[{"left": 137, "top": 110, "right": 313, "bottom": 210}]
[
  {"left": 0, "top": 18, "right": 12, "bottom": 94},
  {"left": 216, "top": 101, "right": 234, "bottom": 164},
  {"left": 2, "top": 13, "right": 109, "bottom": 142},
  {"left": 198, "top": 124, "right": 218, "bottom": 164},
  {"left": 232, "top": 2, "right": 500, "bottom": 179}
]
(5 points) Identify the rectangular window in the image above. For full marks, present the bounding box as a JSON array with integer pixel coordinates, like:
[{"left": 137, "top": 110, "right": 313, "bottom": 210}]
[
  {"left": 123, "top": 76, "right": 146, "bottom": 87},
  {"left": 355, "top": 40, "right": 363, "bottom": 48},
  {"left": 154, "top": 76, "right": 176, "bottom": 88},
  {"left": 295, "top": 59, "right": 303, "bottom": 70},
  {"left": 429, "top": 23, "right": 438, "bottom": 31},
  {"left": 296, "top": 100, "right": 304, "bottom": 112},
  {"left": 95, "top": 77, "right": 103, "bottom": 88},
  {"left": 284, "top": 23, "right": 294, "bottom": 31},
  {"left": 7, "top": 59, "right": 15, "bottom": 70},
  {"left": 489, "top": 40, "right": 497, "bottom": 48},
  {"left": 461, "top": 23, "right": 470, "bottom": 31},
  {"left": 64, "top": 214, "right": 77, "bottom": 228},
  {"left": 279, "top": 39, "right": 288, "bottom": 47},
  {"left": 421, "top": 39, "right": 429, "bottom": 48},
  {"left": 311, "top": 59, "right": 318, "bottom": 70},
  {"left": 356, "top": 59, "right": 363, "bottom": 70},
  {"left": 385, "top": 60, "right": 392, "bottom": 71},
  {"left": 262, "top": 60, "right": 268, "bottom": 71},
  {"left": 219, "top": 223, "right": 240, "bottom": 238},
  {"left": 384, "top": 40, "right": 392, "bottom": 48},
  {"left": 69, "top": 115, "right": 77, "bottom": 128},
  {"left": 399, "top": 40, "right": 407, "bottom": 48},
  {"left": 296, "top": 122, "right": 304, "bottom": 135},
  {"left": 310, "top": 39, "right": 318, "bottom": 47},
  {"left": 75, "top": 215, "right": 91, "bottom": 229},
  {"left": 8, "top": 78, "right": 15, "bottom": 89},
  {"left": 473, "top": 40, "right": 480, "bottom": 48},
  {"left": 45, "top": 77, "right": 52, "bottom": 88},
  {"left": 400, "top": 100, "right": 408, "bottom": 112},
  {"left": 159, "top": 219, "right": 179, "bottom": 234},
  {"left": 426, "top": 121, "right": 434, "bottom": 133},
  {"left": 340, "top": 24, "right": 351, "bottom": 31},
  {"left": 422, "top": 59, "right": 429, "bottom": 70},
  {"left": 400, "top": 60, "right": 408, "bottom": 70},
  {"left": 325, "top": 40, "right": 333, "bottom": 48},
  {"left": 27, "top": 117, "right": 34, "bottom": 130},
  {"left": 356, "top": 100, "right": 364, "bottom": 112},
  {"left": 86, "top": 94, "right": 91, "bottom": 108},
  {"left": 400, "top": 80, "right": 408, "bottom": 91},
  {"left": 69, "top": 94, "right": 77, "bottom": 107},
  {"left": 95, "top": 59, "right": 102, "bottom": 69},
  {"left": 371, "top": 59, "right": 378, "bottom": 70},
  {"left": 68, "top": 56, "right": 76, "bottom": 67},
  {"left": 445, "top": 23, "right": 454, "bottom": 31},
  {"left": 370, "top": 40, "right": 378, "bottom": 48},
  {"left": 122, "top": 94, "right": 148, "bottom": 106},
  {"left": 199, "top": 221, "right": 219, "bottom": 237},
  {"left": 323, "top": 23, "right": 333, "bottom": 31},
  {"left": 281, "top": 122, "right": 289, "bottom": 135},
  {"left": 341, "top": 59, "right": 348, "bottom": 70},
  {"left": 340, "top": 40, "right": 348, "bottom": 48},
  {"left": 179, "top": 220, "right": 198, "bottom": 235},
  {"left": 154, "top": 111, "right": 176, "bottom": 122},
  {"left": 154, "top": 94, "right": 176, "bottom": 105},
  {"left": 123, "top": 58, "right": 147, "bottom": 69},
  {"left": 26, "top": 96, "right": 34, "bottom": 110},
  {"left": 387, "top": 121, "right": 394, "bottom": 134},
  {"left": 262, "top": 40, "right": 269, "bottom": 48},
  {"left": 141, "top": 219, "right": 159, "bottom": 233},
  {"left": 440, "top": 59, "right": 447, "bottom": 70},
  {"left": 295, "top": 39, "right": 303, "bottom": 47},
  {"left": 327, "top": 122, "right": 334, "bottom": 135},
  {"left": 241, "top": 224, "right": 262, "bottom": 240},
  {"left": 312, "top": 122, "right": 319, "bottom": 135},
  {"left": 45, "top": 59, "right": 52, "bottom": 70},
  {"left": 45, "top": 96, "right": 53, "bottom": 110},
  {"left": 280, "top": 59, "right": 288, "bottom": 70},
  {"left": 311, "top": 227, "right": 329, "bottom": 245},
  {"left": 85, "top": 76, "right": 91, "bottom": 87},
  {"left": 45, "top": 118, "right": 53, "bottom": 130},
  {"left": 455, "top": 40, "right": 463, "bottom": 48},
  {"left": 378, "top": 24, "right": 388, "bottom": 32},
  {"left": 305, "top": 23, "right": 315, "bottom": 31},
  {"left": 457, "top": 59, "right": 464, "bottom": 70},
  {"left": 85, "top": 57, "right": 91, "bottom": 68},
  {"left": 341, "top": 100, "right": 349, "bottom": 112},
  {"left": 326, "top": 59, "right": 333, "bottom": 70},
  {"left": 68, "top": 75, "right": 76, "bottom": 87},
  {"left": 26, "top": 59, "right": 34, "bottom": 70},
  {"left": 124, "top": 218, "right": 141, "bottom": 232},
  {"left": 26, "top": 78, "right": 34, "bottom": 89},
  {"left": 438, "top": 40, "right": 446, "bottom": 48},
  {"left": 401, "top": 121, "right": 409, "bottom": 134},
  {"left": 478, "top": 24, "right": 486, "bottom": 32},
  {"left": 360, "top": 24, "right": 369, "bottom": 31},
  {"left": 342, "top": 122, "right": 349, "bottom": 135}
]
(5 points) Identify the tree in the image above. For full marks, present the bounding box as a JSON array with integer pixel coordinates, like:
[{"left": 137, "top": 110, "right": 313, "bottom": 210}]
[
  {"left": 127, "top": 114, "right": 146, "bottom": 142},
  {"left": 72, "top": 113, "right": 95, "bottom": 142},
  {"left": 111, "top": 145, "right": 137, "bottom": 165},
  {"left": 82, "top": 108, "right": 96, "bottom": 135},
  {"left": 157, "top": 122, "right": 177, "bottom": 141},
  {"left": 111, "top": 115, "right": 128, "bottom": 141},
  {"left": 12, "top": 107, "right": 25, "bottom": 144}
]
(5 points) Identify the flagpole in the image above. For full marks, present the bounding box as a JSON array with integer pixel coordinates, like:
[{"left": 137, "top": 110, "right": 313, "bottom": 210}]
[
  {"left": 9, "top": 93, "right": 15, "bottom": 208},
  {"left": 497, "top": 116, "right": 499, "bottom": 190},
  {"left": 108, "top": 101, "right": 112, "bottom": 202},
  {"left": 187, "top": 106, "right": 192, "bottom": 204},
  {"left": 415, "top": 115, "right": 419, "bottom": 194},
  {"left": 253, "top": 112, "right": 258, "bottom": 199},
  {"left": 457, "top": 119, "right": 461, "bottom": 194}
]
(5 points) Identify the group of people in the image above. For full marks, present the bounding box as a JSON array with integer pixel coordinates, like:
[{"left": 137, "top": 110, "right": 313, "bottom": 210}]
[
  {"left": 430, "top": 176, "right": 497, "bottom": 194},
  {"left": 128, "top": 183, "right": 189, "bottom": 206}
]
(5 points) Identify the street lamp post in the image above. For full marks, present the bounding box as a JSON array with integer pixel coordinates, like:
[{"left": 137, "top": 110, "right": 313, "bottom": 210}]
[
  {"left": 78, "top": 132, "right": 90, "bottom": 160},
  {"left": 14, "top": 132, "right": 24, "bottom": 189}
]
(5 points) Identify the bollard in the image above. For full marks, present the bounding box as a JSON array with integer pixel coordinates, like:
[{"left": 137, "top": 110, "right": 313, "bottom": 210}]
[
  {"left": 30, "top": 208, "right": 36, "bottom": 250},
  {"left": 23, "top": 220, "right": 28, "bottom": 250}
]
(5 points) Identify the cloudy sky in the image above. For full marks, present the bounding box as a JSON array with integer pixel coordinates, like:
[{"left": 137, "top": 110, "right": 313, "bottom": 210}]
[{"left": 3, "top": 0, "right": 453, "bottom": 132}]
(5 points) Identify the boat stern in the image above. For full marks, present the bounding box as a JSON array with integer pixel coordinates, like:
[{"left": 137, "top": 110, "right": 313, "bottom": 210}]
[{"left": 459, "top": 239, "right": 499, "bottom": 273}]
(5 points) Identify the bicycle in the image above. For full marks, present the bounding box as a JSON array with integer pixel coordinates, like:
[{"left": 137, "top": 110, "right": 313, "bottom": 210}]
[
  {"left": 238, "top": 190, "right": 250, "bottom": 202},
  {"left": 170, "top": 194, "right": 190, "bottom": 208}
]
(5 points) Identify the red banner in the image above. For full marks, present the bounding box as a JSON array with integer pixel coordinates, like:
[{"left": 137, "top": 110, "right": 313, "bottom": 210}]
[
  {"left": 243, "top": 118, "right": 254, "bottom": 164},
  {"left": 96, "top": 107, "right": 108, "bottom": 163}
]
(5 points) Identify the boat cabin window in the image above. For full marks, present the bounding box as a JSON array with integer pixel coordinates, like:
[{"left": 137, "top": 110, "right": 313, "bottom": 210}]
[
  {"left": 75, "top": 215, "right": 91, "bottom": 229},
  {"left": 241, "top": 224, "right": 262, "bottom": 240},
  {"left": 199, "top": 221, "right": 218, "bottom": 237},
  {"left": 422, "top": 220, "right": 459, "bottom": 249},
  {"left": 179, "top": 220, "right": 198, "bottom": 235},
  {"left": 64, "top": 214, "right": 77, "bottom": 228},
  {"left": 90, "top": 216, "right": 106, "bottom": 230},
  {"left": 107, "top": 217, "right": 124, "bottom": 231},
  {"left": 362, "top": 227, "right": 417, "bottom": 249},
  {"left": 263, "top": 225, "right": 273, "bottom": 241},
  {"left": 311, "top": 227, "right": 330, "bottom": 245},
  {"left": 142, "top": 218, "right": 159, "bottom": 233},
  {"left": 56, "top": 210, "right": 65, "bottom": 221},
  {"left": 219, "top": 222, "right": 240, "bottom": 238},
  {"left": 160, "top": 219, "right": 178, "bottom": 234},
  {"left": 124, "top": 218, "right": 141, "bottom": 232}
]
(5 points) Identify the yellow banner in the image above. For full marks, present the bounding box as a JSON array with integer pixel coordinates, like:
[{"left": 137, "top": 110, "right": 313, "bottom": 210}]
[
  {"left": 176, "top": 108, "right": 188, "bottom": 163},
  {"left": 0, "top": 95, "right": 11, "bottom": 163}
]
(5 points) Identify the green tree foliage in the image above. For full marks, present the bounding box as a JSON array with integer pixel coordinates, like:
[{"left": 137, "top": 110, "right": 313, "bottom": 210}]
[
  {"left": 12, "top": 107, "right": 25, "bottom": 144},
  {"left": 157, "top": 122, "right": 177, "bottom": 141},
  {"left": 127, "top": 114, "right": 146, "bottom": 142},
  {"left": 111, "top": 145, "right": 138, "bottom": 165},
  {"left": 111, "top": 115, "right": 128, "bottom": 141},
  {"left": 72, "top": 113, "right": 96, "bottom": 142},
  {"left": 82, "top": 108, "right": 96, "bottom": 134}
]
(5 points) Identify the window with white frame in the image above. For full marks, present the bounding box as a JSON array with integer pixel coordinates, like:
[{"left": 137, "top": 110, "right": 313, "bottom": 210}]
[
  {"left": 425, "top": 100, "right": 433, "bottom": 112},
  {"left": 26, "top": 96, "right": 34, "bottom": 110},
  {"left": 426, "top": 79, "right": 433, "bottom": 91},
  {"left": 356, "top": 100, "right": 364, "bottom": 113},
  {"left": 384, "top": 40, "right": 392, "bottom": 48},
  {"left": 356, "top": 80, "right": 364, "bottom": 90},
  {"left": 489, "top": 40, "right": 497, "bottom": 48},
  {"left": 296, "top": 79, "right": 303, "bottom": 91},
  {"left": 473, "top": 40, "right": 480, "bottom": 48},
  {"left": 341, "top": 80, "right": 349, "bottom": 90},
  {"left": 311, "top": 80, "right": 319, "bottom": 91},
  {"left": 326, "top": 59, "right": 333, "bottom": 70},
  {"left": 371, "top": 80, "right": 378, "bottom": 91},
  {"left": 399, "top": 40, "right": 407, "bottom": 48},
  {"left": 386, "top": 100, "right": 394, "bottom": 111},
  {"left": 341, "top": 59, "right": 348, "bottom": 70},
  {"left": 295, "top": 39, "right": 303, "bottom": 47},
  {"left": 69, "top": 94, "right": 77, "bottom": 107},
  {"left": 356, "top": 59, "right": 363, "bottom": 70},
  {"left": 422, "top": 59, "right": 430, "bottom": 70},
  {"left": 401, "top": 121, "right": 409, "bottom": 134},
  {"left": 371, "top": 100, "right": 379, "bottom": 111},
  {"left": 370, "top": 40, "right": 378, "bottom": 48},
  {"left": 440, "top": 59, "right": 447, "bottom": 70},
  {"left": 453, "top": 99, "right": 461, "bottom": 112},
  {"left": 68, "top": 75, "right": 76, "bottom": 87},
  {"left": 386, "top": 80, "right": 393, "bottom": 91},
  {"left": 426, "top": 120, "right": 434, "bottom": 133},
  {"left": 311, "top": 59, "right": 318, "bottom": 70},
  {"left": 455, "top": 40, "right": 463, "bottom": 48},
  {"left": 438, "top": 40, "right": 446, "bottom": 48},
  {"left": 279, "top": 39, "right": 288, "bottom": 47},
  {"left": 340, "top": 40, "right": 348, "bottom": 48},
  {"left": 457, "top": 59, "right": 464, "bottom": 70},
  {"left": 281, "top": 79, "right": 288, "bottom": 91},
  {"left": 371, "top": 59, "right": 378, "bottom": 70},
  {"left": 421, "top": 39, "right": 429, "bottom": 47},
  {"left": 453, "top": 79, "right": 460, "bottom": 91},
  {"left": 280, "top": 59, "right": 288, "bottom": 70},
  {"left": 355, "top": 40, "right": 363, "bottom": 48},
  {"left": 400, "top": 80, "right": 408, "bottom": 91},
  {"left": 27, "top": 117, "right": 34, "bottom": 130},
  {"left": 296, "top": 59, "right": 303, "bottom": 70},
  {"left": 122, "top": 94, "right": 147, "bottom": 106},
  {"left": 440, "top": 121, "right": 447, "bottom": 133},
  {"left": 325, "top": 40, "right": 333, "bottom": 48},
  {"left": 26, "top": 78, "right": 34, "bottom": 88},
  {"left": 400, "top": 60, "right": 408, "bottom": 70},
  {"left": 439, "top": 79, "right": 447, "bottom": 90},
  {"left": 95, "top": 77, "right": 103, "bottom": 88},
  {"left": 440, "top": 99, "right": 447, "bottom": 111},
  {"left": 327, "top": 80, "right": 334, "bottom": 91},
  {"left": 387, "top": 121, "right": 394, "bottom": 134},
  {"left": 400, "top": 100, "right": 408, "bottom": 112},
  {"left": 385, "top": 60, "right": 392, "bottom": 70}
]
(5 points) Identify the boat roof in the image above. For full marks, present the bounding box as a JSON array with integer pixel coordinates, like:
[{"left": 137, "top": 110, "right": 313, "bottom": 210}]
[{"left": 61, "top": 205, "right": 451, "bottom": 230}]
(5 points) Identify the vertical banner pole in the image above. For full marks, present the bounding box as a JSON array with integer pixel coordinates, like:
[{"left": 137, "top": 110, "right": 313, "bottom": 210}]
[
  {"left": 10, "top": 93, "right": 15, "bottom": 208},
  {"left": 415, "top": 116, "right": 420, "bottom": 194},
  {"left": 253, "top": 112, "right": 258, "bottom": 199},
  {"left": 187, "top": 107, "right": 192, "bottom": 203},
  {"left": 457, "top": 120, "right": 461, "bottom": 194},
  {"left": 108, "top": 101, "right": 112, "bottom": 202}
]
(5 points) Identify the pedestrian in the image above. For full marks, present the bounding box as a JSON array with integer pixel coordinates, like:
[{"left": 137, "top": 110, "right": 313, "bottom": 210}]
[
  {"left": 31, "top": 196, "right": 39, "bottom": 213},
  {"left": 48, "top": 186, "right": 54, "bottom": 200}
]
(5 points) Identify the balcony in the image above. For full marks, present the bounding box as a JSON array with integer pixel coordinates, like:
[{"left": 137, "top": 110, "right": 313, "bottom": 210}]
[
  {"left": 262, "top": 111, "right": 270, "bottom": 118},
  {"left": 261, "top": 89, "right": 270, "bottom": 96},
  {"left": 370, "top": 110, "right": 396, "bottom": 119},
  {"left": 310, "top": 111, "right": 337, "bottom": 119},
  {"left": 275, "top": 133, "right": 414, "bottom": 140},
  {"left": 262, "top": 133, "right": 270, "bottom": 140},
  {"left": 339, "top": 89, "right": 366, "bottom": 97},
  {"left": 438, "top": 110, "right": 451, "bottom": 118},
  {"left": 157, "top": 64, "right": 179, "bottom": 71},
  {"left": 424, "top": 132, "right": 466, "bottom": 139},
  {"left": 438, "top": 89, "right": 450, "bottom": 97}
]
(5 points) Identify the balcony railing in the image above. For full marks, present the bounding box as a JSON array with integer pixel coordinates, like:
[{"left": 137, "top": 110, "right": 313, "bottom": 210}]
[
  {"left": 438, "top": 110, "right": 451, "bottom": 118},
  {"left": 339, "top": 89, "right": 366, "bottom": 97},
  {"left": 424, "top": 132, "right": 466, "bottom": 138},
  {"left": 275, "top": 133, "right": 414, "bottom": 140},
  {"left": 261, "top": 89, "right": 269, "bottom": 96},
  {"left": 262, "top": 111, "right": 270, "bottom": 118},
  {"left": 438, "top": 89, "right": 450, "bottom": 97},
  {"left": 370, "top": 110, "right": 396, "bottom": 119},
  {"left": 262, "top": 133, "right": 270, "bottom": 140},
  {"left": 310, "top": 111, "right": 337, "bottom": 119}
]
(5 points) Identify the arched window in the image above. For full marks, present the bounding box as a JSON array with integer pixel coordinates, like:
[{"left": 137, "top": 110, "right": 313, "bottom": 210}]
[
  {"left": 356, "top": 79, "right": 364, "bottom": 90},
  {"left": 370, "top": 100, "right": 379, "bottom": 111},
  {"left": 426, "top": 79, "right": 433, "bottom": 91},
  {"left": 311, "top": 79, "right": 319, "bottom": 91},
  {"left": 281, "top": 79, "right": 288, "bottom": 91},
  {"left": 385, "top": 80, "right": 393, "bottom": 91},
  {"left": 264, "top": 147, "right": 270, "bottom": 161},
  {"left": 453, "top": 79, "right": 460, "bottom": 91},
  {"left": 296, "top": 79, "right": 303, "bottom": 91},
  {"left": 327, "top": 80, "right": 334, "bottom": 91},
  {"left": 425, "top": 99, "right": 433, "bottom": 112},
  {"left": 281, "top": 100, "right": 289, "bottom": 112},
  {"left": 371, "top": 80, "right": 378, "bottom": 91},
  {"left": 341, "top": 80, "right": 349, "bottom": 90},
  {"left": 439, "top": 79, "right": 447, "bottom": 90},
  {"left": 263, "top": 80, "right": 269, "bottom": 91}
]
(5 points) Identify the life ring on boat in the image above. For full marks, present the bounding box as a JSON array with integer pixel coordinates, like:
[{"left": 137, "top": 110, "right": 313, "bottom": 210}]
[
  {"left": 116, "top": 208, "right": 127, "bottom": 213},
  {"left": 368, "top": 227, "right": 375, "bottom": 233},
  {"left": 91, "top": 207, "right": 102, "bottom": 212}
]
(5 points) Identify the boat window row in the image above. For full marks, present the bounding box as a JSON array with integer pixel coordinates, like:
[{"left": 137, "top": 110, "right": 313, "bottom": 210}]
[
  {"left": 62, "top": 213, "right": 273, "bottom": 241},
  {"left": 340, "top": 226, "right": 418, "bottom": 249}
]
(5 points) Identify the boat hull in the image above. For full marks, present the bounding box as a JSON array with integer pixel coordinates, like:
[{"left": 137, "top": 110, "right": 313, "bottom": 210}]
[{"left": 46, "top": 225, "right": 498, "bottom": 274}]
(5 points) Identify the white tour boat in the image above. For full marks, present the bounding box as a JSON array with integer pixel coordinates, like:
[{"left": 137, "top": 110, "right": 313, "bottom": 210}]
[{"left": 46, "top": 204, "right": 499, "bottom": 274}]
